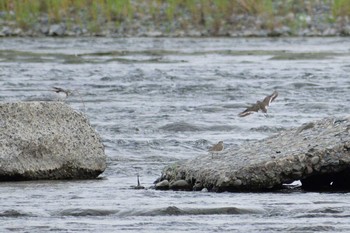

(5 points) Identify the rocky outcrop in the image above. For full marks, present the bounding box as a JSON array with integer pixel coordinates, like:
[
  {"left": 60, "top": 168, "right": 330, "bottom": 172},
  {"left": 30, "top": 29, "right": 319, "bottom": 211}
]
[
  {"left": 0, "top": 102, "right": 106, "bottom": 180},
  {"left": 155, "top": 117, "right": 350, "bottom": 192}
]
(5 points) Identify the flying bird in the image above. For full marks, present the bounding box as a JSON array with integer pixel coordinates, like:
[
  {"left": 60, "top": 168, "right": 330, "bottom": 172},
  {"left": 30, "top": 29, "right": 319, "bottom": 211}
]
[{"left": 238, "top": 91, "right": 278, "bottom": 117}]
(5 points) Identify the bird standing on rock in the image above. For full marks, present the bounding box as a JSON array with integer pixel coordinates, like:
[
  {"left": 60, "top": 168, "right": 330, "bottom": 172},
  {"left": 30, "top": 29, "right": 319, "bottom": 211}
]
[
  {"left": 208, "top": 141, "right": 224, "bottom": 159},
  {"left": 52, "top": 86, "right": 72, "bottom": 97},
  {"left": 238, "top": 91, "right": 278, "bottom": 117}
]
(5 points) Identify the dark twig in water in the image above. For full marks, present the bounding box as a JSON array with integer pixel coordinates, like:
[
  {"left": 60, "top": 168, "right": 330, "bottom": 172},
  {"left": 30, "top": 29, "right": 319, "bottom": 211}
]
[{"left": 131, "top": 173, "right": 145, "bottom": 190}]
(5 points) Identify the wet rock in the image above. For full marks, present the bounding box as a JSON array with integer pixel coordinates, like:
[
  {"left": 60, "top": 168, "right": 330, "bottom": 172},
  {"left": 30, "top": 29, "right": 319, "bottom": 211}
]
[
  {"left": 232, "top": 179, "right": 242, "bottom": 187},
  {"left": 131, "top": 185, "right": 145, "bottom": 190},
  {"left": 193, "top": 180, "right": 204, "bottom": 191},
  {"left": 49, "top": 24, "right": 66, "bottom": 36},
  {"left": 0, "top": 26, "right": 11, "bottom": 36},
  {"left": 169, "top": 179, "right": 192, "bottom": 191},
  {"left": 12, "top": 28, "right": 22, "bottom": 36},
  {"left": 322, "top": 27, "right": 337, "bottom": 36},
  {"left": 311, "top": 156, "right": 320, "bottom": 165},
  {"left": 144, "top": 30, "right": 162, "bottom": 37},
  {"left": 156, "top": 117, "right": 350, "bottom": 192},
  {"left": 0, "top": 102, "right": 106, "bottom": 180},
  {"left": 40, "top": 25, "right": 49, "bottom": 35},
  {"left": 155, "top": 180, "right": 169, "bottom": 190}
]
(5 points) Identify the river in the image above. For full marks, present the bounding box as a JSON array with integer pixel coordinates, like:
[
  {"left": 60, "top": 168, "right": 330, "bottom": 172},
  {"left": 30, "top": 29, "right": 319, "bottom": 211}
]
[{"left": 0, "top": 37, "right": 350, "bottom": 232}]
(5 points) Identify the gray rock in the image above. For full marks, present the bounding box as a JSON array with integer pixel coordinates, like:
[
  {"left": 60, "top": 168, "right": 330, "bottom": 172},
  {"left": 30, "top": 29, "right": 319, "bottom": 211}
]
[
  {"left": 40, "top": 25, "right": 49, "bottom": 35},
  {"left": 12, "top": 28, "right": 22, "bottom": 36},
  {"left": 156, "top": 117, "right": 350, "bottom": 192},
  {"left": 49, "top": 24, "right": 66, "bottom": 36},
  {"left": 169, "top": 179, "right": 192, "bottom": 191},
  {"left": 155, "top": 180, "right": 169, "bottom": 190},
  {"left": 144, "top": 30, "right": 162, "bottom": 37},
  {"left": 0, "top": 26, "right": 11, "bottom": 36},
  {"left": 311, "top": 156, "right": 320, "bottom": 165},
  {"left": 0, "top": 102, "right": 106, "bottom": 180},
  {"left": 322, "top": 27, "right": 337, "bottom": 36}
]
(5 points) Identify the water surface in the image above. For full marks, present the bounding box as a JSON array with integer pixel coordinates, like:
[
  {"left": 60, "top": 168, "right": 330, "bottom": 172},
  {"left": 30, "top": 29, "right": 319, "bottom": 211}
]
[{"left": 1, "top": 37, "right": 350, "bottom": 232}]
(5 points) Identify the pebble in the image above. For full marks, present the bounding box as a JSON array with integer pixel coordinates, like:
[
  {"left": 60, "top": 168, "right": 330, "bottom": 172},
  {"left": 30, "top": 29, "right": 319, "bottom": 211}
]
[
  {"left": 169, "top": 179, "right": 192, "bottom": 191},
  {"left": 232, "top": 179, "right": 242, "bottom": 186},
  {"left": 311, "top": 156, "right": 320, "bottom": 165},
  {"left": 155, "top": 180, "right": 169, "bottom": 190},
  {"left": 49, "top": 24, "right": 65, "bottom": 36}
]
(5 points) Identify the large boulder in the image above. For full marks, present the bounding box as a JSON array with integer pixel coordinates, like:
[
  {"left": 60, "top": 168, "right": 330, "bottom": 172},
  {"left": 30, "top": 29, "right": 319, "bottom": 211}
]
[
  {"left": 0, "top": 102, "right": 106, "bottom": 180},
  {"left": 155, "top": 117, "right": 350, "bottom": 192}
]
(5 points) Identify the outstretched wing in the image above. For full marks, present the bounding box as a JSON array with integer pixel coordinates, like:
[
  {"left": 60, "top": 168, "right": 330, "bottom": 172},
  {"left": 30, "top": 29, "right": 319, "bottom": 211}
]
[
  {"left": 238, "top": 103, "right": 260, "bottom": 117},
  {"left": 262, "top": 91, "right": 278, "bottom": 107}
]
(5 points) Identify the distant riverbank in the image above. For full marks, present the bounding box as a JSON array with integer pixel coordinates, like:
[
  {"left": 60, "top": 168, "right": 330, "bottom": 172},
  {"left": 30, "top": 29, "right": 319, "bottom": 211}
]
[{"left": 1, "top": 0, "right": 350, "bottom": 37}]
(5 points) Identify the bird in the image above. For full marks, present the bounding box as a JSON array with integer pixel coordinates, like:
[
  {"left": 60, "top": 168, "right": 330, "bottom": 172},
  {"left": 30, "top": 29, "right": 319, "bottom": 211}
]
[
  {"left": 52, "top": 86, "right": 72, "bottom": 97},
  {"left": 208, "top": 141, "right": 224, "bottom": 158},
  {"left": 238, "top": 91, "right": 278, "bottom": 117}
]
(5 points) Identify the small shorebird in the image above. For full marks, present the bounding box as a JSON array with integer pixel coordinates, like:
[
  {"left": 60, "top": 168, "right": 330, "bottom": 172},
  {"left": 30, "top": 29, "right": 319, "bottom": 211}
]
[
  {"left": 52, "top": 86, "right": 72, "bottom": 97},
  {"left": 238, "top": 91, "right": 278, "bottom": 117},
  {"left": 208, "top": 141, "right": 224, "bottom": 158}
]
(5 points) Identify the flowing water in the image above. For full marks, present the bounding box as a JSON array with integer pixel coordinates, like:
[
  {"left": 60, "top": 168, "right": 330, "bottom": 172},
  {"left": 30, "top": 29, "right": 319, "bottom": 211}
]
[{"left": 1, "top": 37, "right": 350, "bottom": 232}]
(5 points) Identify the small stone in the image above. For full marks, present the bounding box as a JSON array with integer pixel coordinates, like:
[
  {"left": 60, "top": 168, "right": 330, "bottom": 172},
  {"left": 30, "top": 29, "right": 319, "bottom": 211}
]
[
  {"left": 169, "top": 179, "right": 191, "bottom": 191},
  {"left": 201, "top": 188, "right": 208, "bottom": 192},
  {"left": 130, "top": 185, "right": 145, "bottom": 190},
  {"left": 306, "top": 166, "right": 313, "bottom": 174},
  {"left": 0, "top": 26, "right": 11, "bottom": 36},
  {"left": 193, "top": 181, "right": 203, "bottom": 191},
  {"left": 40, "top": 25, "right": 49, "bottom": 35},
  {"left": 292, "top": 164, "right": 302, "bottom": 171},
  {"left": 232, "top": 179, "right": 242, "bottom": 186},
  {"left": 265, "top": 161, "right": 276, "bottom": 169},
  {"left": 12, "top": 28, "right": 22, "bottom": 36},
  {"left": 145, "top": 30, "right": 162, "bottom": 37},
  {"left": 323, "top": 27, "right": 337, "bottom": 36},
  {"left": 49, "top": 24, "right": 66, "bottom": 36},
  {"left": 311, "top": 156, "right": 320, "bottom": 165},
  {"left": 155, "top": 180, "right": 169, "bottom": 190}
]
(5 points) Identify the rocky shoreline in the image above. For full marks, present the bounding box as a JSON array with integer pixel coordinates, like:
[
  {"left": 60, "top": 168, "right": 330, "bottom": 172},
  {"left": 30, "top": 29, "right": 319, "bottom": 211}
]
[{"left": 1, "top": 1, "right": 350, "bottom": 37}]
